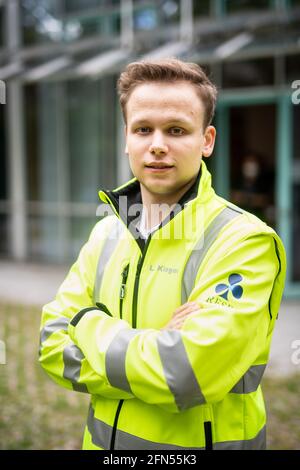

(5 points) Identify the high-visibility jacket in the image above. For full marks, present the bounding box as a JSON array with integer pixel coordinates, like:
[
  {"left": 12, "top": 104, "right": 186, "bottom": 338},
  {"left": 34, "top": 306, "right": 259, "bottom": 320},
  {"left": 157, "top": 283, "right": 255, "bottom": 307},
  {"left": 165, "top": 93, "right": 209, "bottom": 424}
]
[{"left": 39, "top": 161, "right": 286, "bottom": 450}]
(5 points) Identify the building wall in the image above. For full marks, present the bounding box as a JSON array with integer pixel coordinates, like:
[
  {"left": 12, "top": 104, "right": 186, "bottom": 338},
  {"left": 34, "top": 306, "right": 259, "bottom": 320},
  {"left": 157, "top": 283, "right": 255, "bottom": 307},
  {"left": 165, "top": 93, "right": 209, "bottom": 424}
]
[{"left": 0, "top": 0, "right": 299, "bottom": 295}]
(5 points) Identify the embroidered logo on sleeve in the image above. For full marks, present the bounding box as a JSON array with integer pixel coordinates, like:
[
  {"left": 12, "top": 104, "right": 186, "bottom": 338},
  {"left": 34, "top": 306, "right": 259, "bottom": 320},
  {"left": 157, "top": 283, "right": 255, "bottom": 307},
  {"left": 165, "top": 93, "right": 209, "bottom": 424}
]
[{"left": 215, "top": 273, "right": 243, "bottom": 300}]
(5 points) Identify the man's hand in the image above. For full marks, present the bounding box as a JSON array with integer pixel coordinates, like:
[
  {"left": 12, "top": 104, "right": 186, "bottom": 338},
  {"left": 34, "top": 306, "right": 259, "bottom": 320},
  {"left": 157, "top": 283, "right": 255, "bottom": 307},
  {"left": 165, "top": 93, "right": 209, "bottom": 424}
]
[{"left": 161, "top": 302, "right": 200, "bottom": 330}]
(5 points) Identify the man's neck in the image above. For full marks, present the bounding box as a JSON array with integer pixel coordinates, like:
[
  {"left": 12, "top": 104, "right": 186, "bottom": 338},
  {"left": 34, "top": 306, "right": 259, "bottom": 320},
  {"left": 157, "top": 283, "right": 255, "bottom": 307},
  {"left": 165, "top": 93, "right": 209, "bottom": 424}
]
[{"left": 140, "top": 178, "right": 197, "bottom": 230}]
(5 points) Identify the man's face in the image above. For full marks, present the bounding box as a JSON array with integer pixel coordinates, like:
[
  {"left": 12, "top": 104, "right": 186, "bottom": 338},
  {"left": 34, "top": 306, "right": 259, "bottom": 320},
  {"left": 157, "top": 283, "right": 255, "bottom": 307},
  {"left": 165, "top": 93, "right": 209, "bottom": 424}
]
[{"left": 124, "top": 81, "right": 216, "bottom": 203}]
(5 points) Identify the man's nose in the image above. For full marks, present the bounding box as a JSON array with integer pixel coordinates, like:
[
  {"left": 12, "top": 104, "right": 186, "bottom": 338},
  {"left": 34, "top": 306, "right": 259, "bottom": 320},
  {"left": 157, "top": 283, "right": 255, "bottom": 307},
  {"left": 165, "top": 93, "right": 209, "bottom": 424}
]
[{"left": 149, "top": 132, "right": 168, "bottom": 155}]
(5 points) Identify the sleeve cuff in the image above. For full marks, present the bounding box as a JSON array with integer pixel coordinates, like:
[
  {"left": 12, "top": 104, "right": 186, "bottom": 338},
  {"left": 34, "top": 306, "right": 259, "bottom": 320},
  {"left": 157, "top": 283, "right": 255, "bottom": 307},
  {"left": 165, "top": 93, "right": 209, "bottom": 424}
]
[{"left": 68, "top": 304, "right": 112, "bottom": 341}]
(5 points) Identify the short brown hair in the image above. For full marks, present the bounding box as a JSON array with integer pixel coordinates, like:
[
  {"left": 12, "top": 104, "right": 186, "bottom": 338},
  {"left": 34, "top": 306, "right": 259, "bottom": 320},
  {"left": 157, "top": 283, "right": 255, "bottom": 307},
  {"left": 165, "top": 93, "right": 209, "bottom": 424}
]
[{"left": 117, "top": 58, "right": 217, "bottom": 129}]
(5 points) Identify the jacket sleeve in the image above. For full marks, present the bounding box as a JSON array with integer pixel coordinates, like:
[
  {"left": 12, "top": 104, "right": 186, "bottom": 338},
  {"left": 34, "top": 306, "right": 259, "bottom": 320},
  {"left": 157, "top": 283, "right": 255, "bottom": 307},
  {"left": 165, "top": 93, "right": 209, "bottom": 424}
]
[
  {"left": 68, "top": 231, "right": 285, "bottom": 413},
  {"left": 39, "top": 218, "right": 134, "bottom": 400}
]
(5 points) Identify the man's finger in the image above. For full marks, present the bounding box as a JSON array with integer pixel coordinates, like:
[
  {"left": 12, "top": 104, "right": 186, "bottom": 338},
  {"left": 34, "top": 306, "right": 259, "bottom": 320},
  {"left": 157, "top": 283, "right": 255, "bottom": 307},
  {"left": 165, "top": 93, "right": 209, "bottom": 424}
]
[
  {"left": 173, "top": 302, "right": 199, "bottom": 316},
  {"left": 172, "top": 305, "right": 200, "bottom": 319}
]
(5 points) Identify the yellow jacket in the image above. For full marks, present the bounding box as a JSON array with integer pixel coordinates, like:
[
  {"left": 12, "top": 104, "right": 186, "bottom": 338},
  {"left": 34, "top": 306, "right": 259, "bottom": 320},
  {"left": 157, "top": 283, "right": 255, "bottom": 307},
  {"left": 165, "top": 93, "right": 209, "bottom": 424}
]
[{"left": 39, "top": 161, "right": 286, "bottom": 450}]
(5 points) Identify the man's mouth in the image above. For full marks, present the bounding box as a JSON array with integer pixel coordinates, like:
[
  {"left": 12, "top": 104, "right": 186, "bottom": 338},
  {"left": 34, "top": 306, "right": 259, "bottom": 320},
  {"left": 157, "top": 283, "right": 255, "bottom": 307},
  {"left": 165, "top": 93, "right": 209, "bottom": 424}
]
[{"left": 145, "top": 163, "right": 174, "bottom": 170}]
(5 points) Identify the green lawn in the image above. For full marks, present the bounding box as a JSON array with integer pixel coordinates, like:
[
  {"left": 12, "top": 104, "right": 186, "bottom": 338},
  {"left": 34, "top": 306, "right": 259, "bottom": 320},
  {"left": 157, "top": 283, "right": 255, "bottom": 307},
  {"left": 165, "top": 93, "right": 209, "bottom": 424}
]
[
  {"left": 0, "top": 303, "right": 299, "bottom": 450},
  {"left": 0, "top": 303, "right": 89, "bottom": 450}
]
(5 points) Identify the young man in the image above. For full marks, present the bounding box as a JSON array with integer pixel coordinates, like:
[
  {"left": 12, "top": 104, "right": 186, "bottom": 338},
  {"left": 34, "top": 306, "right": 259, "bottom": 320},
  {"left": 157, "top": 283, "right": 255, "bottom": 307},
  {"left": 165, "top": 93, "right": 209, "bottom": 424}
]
[{"left": 39, "top": 59, "right": 286, "bottom": 450}]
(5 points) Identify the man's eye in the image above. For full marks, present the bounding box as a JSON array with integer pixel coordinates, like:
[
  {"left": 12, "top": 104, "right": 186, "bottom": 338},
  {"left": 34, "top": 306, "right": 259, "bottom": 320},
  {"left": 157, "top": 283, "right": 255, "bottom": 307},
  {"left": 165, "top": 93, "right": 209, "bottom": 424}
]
[
  {"left": 136, "top": 127, "right": 151, "bottom": 134},
  {"left": 169, "top": 127, "right": 185, "bottom": 135}
]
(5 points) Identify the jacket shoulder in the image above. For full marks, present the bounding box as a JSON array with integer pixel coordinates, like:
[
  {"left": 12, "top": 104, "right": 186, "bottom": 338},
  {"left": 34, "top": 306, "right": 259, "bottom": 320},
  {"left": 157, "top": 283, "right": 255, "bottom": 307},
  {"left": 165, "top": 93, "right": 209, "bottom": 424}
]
[
  {"left": 215, "top": 195, "right": 276, "bottom": 237},
  {"left": 87, "top": 215, "right": 121, "bottom": 246}
]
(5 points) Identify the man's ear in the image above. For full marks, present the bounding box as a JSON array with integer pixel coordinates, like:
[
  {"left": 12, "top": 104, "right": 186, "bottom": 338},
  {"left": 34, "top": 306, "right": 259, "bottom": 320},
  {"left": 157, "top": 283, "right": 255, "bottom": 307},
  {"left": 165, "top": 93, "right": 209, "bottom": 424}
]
[{"left": 202, "top": 126, "right": 216, "bottom": 158}]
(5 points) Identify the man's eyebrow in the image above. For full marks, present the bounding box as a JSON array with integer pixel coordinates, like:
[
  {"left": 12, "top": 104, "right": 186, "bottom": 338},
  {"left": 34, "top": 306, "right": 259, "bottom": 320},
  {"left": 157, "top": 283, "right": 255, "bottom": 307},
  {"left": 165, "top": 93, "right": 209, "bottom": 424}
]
[{"left": 130, "top": 116, "right": 193, "bottom": 126}]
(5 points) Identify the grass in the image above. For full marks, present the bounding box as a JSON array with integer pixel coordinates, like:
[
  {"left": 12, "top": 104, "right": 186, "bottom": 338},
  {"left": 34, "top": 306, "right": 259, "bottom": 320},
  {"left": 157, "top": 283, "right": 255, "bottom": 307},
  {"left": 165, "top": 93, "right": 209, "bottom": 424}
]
[
  {"left": 0, "top": 303, "right": 89, "bottom": 450},
  {"left": 262, "top": 374, "right": 300, "bottom": 450},
  {"left": 0, "top": 303, "right": 299, "bottom": 450}
]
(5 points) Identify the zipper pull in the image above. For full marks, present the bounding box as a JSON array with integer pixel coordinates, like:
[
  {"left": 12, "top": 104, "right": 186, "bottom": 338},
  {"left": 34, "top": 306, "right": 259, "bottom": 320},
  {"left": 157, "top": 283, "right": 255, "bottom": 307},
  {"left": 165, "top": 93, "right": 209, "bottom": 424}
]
[{"left": 119, "top": 264, "right": 129, "bottom": 299}]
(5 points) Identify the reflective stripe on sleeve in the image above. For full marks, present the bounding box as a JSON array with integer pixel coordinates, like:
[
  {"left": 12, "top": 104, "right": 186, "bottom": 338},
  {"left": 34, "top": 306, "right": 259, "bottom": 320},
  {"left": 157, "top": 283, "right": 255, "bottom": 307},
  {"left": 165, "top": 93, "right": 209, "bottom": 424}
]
[
  {"left": 63, "top": 343, "right": 89, "bottom": 393},
  {"left": 40, "top": 317, "right": 88, "bottom": 392},
  {"left": 157, "top": 330, "right": 206, "bottom": 410},
  {"left": 105, "top": 328, "right": 142, "bottom": 393},
  {"left": 39, "top": 316, "right": 69, "bottom": 355}
]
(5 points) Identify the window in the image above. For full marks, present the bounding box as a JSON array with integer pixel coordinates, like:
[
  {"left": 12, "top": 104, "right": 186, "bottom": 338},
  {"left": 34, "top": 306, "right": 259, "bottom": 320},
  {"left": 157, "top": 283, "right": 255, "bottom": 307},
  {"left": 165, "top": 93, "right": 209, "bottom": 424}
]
[
  {"left": 21, "top": 0, "right": 120, "bottom": 45},
  {"left": 21, "top": 0, "right": 64, "bottom": 45},
  {"left": 225, "top": 0, "right": 270, "bottom": 13},
  {"left": 65, "top": 0, "right": 120, "bottom": 14},
  {"left": 223, "top": 58, "right": 274, "bottom": 88},
  {"left": 25, "top": 83, "right": 60, "bottom": 202},
  {"left": 0, "top": 6, "right": 4, "bottom": 48},
  {"left": 286, "top": 54, "right": 300, "bottom": 85},
  {"left": 67, "top": 77, "right": 117, "bottom": 203},
  {"left": 0, "top": 101, "right": 8, "bottom": 255},
  {"left": 292, "top": 105, "right": 300, "bottom": 282},
  {"left": 65, "top": 0, "right": 103, "bottom": 13},
  {"left": 24, "top": 75, "right": 118, "bottom": 262},
  {"left": 193, "top": 0, "right": 210, "bottom": 18},
  {"left": 133, "top": 0, "right": 180, "bottom": 32}
]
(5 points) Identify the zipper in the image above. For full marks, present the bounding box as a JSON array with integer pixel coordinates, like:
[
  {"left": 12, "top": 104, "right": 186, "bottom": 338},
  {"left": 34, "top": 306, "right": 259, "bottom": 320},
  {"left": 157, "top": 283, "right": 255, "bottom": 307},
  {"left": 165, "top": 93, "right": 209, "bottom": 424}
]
[
  {"left": 108, "top": 262, "right": 129, "bottom": 450},
  {"left": 132, "top": 235, "right": 152, "bottom": 328},
  {"left": 204, "top": 422, "right": 213, "bottom": 450},
  {"left": 110, "top": 241, "right": 151, "bottom": 449},
  {"left": 110, "top": 400, "right": 124, "bottom": 450},
  {"left": 119, "top": 263, "right": 129, "bottom": 319},
  {"left": 105, "top": 197, "right": 152, "bottom": 448}
]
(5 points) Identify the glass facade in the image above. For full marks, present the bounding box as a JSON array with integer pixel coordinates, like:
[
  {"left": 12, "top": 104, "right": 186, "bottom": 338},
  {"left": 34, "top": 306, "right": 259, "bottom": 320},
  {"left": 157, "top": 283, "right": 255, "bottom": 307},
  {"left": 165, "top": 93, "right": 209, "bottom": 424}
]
[
  {"left": 67, "top": 78, "right": 117, "bottom": 203},
  {"left": 21, "top": 0, "right": 120, "bottom": 45},
  {"left": 0, "top": 5, "right": 4, "bottom": 49},
  {"left": 0, "top": 75, "right": 7, "bottom": 255},
  {"left": 24, "top": 76, "right": 118, "bottom": 262},
  {"left": 0, "top": 0, "right": 299, "bottom": 296},
  {"left": 292, "top": 105, "right": 300, "bottom": 282}
]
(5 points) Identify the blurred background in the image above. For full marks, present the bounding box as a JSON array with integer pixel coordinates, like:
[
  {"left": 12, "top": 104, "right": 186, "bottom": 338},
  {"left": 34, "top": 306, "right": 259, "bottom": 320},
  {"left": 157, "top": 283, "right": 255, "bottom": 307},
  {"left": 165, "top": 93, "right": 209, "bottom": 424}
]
[{"left": 0, "top": 0, "right": 299, "bottom": 450}]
